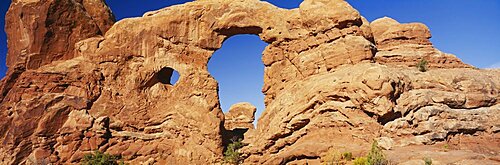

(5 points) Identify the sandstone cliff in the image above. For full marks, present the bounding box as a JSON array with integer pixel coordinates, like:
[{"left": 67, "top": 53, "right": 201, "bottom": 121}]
[{"left": 0, "top": 0, "right": 498, "bottom": 164}]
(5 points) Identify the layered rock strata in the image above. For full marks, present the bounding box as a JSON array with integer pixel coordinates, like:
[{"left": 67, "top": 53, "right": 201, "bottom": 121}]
[
  {"left": 243, "top": 63, "right": 499, "bottom": 164},
  {"left": 371, "top": 17, "right": 471, "bottom": 68},
  {"left": 224, "top": 102, "right": 256, "bottom": 131},
  {"left": 5, "top": 0, "right": 114, "bottom": 70},
  {"left": 0, "top": 0, "right": 115, "bottom": 103},
  {"left": 0, "top": 0, "right": 498, "bottom": 164}
]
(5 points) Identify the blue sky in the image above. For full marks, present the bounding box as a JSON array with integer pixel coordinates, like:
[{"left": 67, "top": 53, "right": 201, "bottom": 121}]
[{"left": 0, "top": 1, "right": 499, "bottom": 118}]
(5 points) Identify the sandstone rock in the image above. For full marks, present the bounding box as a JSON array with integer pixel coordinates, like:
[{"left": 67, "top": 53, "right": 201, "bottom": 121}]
[
  {"left": 371, "top": 17, "right": 471, "bottom": 69},
  {"left": 222, "top": 102, "right": 257, "bottom": 149},
  {"left": 0, "top": 0, "right": 498, "bottom": 164},
  {"left": 5, "top": 0, "right": 114, "bottom": 71},
  {"left": 0, "top": 0, "right": 115, "bottom": 105},
  {"left": 399, "top": 160, "right": 426, "bottom": 165},
  {"left": 385, "top": 144, "right": 497, "bottom": 165},
  {"left": 385, "top": 104, "right": 499, "bottom": 146},
  {"left": 0, "top": 57, "right": 103, "bottom": 164},
  {"left": 242, "top": 63, "right": 499, "bottom": 164},
  {"left": 224, "top": 102, "right": 257, "bottom": 131},
  {"left": 75, "top": 1, "right": 374, "bottom": 163},
  {"left": 377, "top": 137, "right": 395, "bottom": 150}
]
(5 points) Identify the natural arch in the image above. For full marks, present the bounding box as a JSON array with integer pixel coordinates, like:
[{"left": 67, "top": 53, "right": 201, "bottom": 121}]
[
  {"left": 209, "top": 34, "right": 268, "bottom": 149},
  {"left": 73, "top": 0, "right": 377, "bottom": 164},
  {"left": 4, "top": 0, "right": 487, "bottom": 165},
  {"left": 208, "top": 34, "right": 267, "bottom": 117}
]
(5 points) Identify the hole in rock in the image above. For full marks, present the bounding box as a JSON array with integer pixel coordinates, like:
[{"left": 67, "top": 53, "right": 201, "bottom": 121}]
[
  {"left": 159, "top": 67, "right": 179, "bottom": 85},
  {"left": 158, "top": 67, "right": 179, "bottom": 85},
  {"left": 208, "top": 34, "right": 267, "bottom": 125},
  {"left": 171, "top": 70, "right": 180, "bottom": 85},
  {"left": 144, "top": 67, "right": 180, "bottom": 88},
  {"left": 208, "top": 34, "right": 267, "bottom": 148},
  {"left": 157, "top": 67, "right": 173, "bottom": 84},
  {"left": 209, "top": 34, "right": 268, "bottom": 150}
]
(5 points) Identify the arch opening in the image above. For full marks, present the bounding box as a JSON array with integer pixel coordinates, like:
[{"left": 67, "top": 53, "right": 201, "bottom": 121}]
[
  {"left": 156, "top": 67, "right": 180, "bottom": 85},
  {"left": 208, "top": 34, "right": 267, "bottom": 125},
  {"left": 209, "top": 34, "right": 268, "bottom": 151},
  {"left": 143, "top": 67, "right": 180, "bottom": 88}
]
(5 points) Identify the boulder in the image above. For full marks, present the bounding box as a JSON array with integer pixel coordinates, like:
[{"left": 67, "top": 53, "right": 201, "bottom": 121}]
[
  {"left": 371, "top": 17, "right": 471, "bottom": 68},
  {"left": 224, "top": 102, "right": 257, "bottom": 131}
]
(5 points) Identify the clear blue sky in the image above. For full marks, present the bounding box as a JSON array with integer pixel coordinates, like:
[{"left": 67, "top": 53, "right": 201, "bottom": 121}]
[{"left": 1, "top": 1, "right": 499, "bottom": 119}]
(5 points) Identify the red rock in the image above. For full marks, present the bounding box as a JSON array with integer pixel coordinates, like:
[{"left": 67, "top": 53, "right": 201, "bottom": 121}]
[
  {"left": 0, "top": 0, "right": 498, "bottom": 164},
  {"left": 5, "top": 0, "right": 114, "bottom": 71},
  {"left": 224, "top": 102, "right": 257, "bottom": 131},
  {"left": 371, "top": 17, "right": 471, "bottom": 68},
  {"left": 79, "top": 138, "right": 92, "bottom": 151}
]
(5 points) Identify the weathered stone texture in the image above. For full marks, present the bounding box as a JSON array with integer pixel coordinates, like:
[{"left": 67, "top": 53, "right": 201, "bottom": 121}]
[
  {"left": 224, "top": 102, "right": 256, "bottom": 131},
  {"left": 0, "top": 0, "right": 498, "bottom": 164},
  {"left": 243, "top": 63, "right": 499, "bottom": 164},
  {"left": 371, "top": 17, "right": 471, "bottom": 68},
  {"left": 5, "top": 0, "right": 114, "bottom": 70}
]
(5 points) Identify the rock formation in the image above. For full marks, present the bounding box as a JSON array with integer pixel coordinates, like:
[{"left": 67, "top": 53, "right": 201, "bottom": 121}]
[
  {"left": 223, "top": 102, "right": 256, "bottom": 150},
  {"left": 371, "top": 17, "right": 471, "bottom": 69},
  {"left": 224, "top": 102, "right": 256, "bottom": 131},
  {"left": 0, "top": 0, "right": 498, "bottom": 164},
  {"left": 5, "top": 0, "right": 114, "bottom": 70}
]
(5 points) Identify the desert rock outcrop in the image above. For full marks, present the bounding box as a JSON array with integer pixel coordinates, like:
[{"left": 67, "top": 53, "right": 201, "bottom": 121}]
[
  {"left": 5, "top": 0, "right": 114, "bottom": 70},
  {"left": 371, "top": 17, "right": 471, "bottom": 68},
  {"left": 0, "top": 0, "right": 498, "bottom": 164},
  {"left": 243, "top": 63, "right": 499, "bottom": 164},
  {"left": 0, "top": 0, "right": 115, "bottom": 104},
  {"left": 224, "top": 102, "right": 257, "bottom": 131}
]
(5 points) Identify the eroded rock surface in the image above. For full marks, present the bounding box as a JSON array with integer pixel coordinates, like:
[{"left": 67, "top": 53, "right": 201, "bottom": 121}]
[
  {"left": 0, "top": 0, "right": 498, "bottom": 164},
  {"left": 5, "top": 0, "right": 114, "bottom": 70},
  {"left": 371, "top": 17, "right": 471, "bottom": 68},
  {"left": 224, "top": 102, "right": 256, "bottom": 131},
  {"left": 0, "top": 0, "right": 115, "bottom": 104},
  {"left": 242, "top": 63, "right": 499, "bottom": 164}
]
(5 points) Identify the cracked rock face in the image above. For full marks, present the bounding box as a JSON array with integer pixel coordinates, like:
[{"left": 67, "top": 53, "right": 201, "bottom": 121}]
[
  {"left": 371, "top": 17, "right": 471, "bottom": 68},
  {"left": 0, "top": 0, "right": 498, "bottom": 164},
  {"left": 5, "top": 0, "right": 114, "bottom": 71},
  {"left": 224, "top": 102, "right": 256, "bottom": 131}
]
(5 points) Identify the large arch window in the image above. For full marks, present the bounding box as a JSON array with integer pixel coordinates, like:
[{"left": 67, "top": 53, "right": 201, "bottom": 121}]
[{"left": 208, "top": 34, "right": 267, "bottom": 123}]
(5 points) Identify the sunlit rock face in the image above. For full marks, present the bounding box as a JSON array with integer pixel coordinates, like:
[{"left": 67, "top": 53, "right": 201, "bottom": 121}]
[
  {"left": 0, "top": 0, "right": 498, "bottom": 164},
  {"left": 224, "top": 102, "right": 256, "bottom": 131},
  {"left": 4, "top": 0, "right": 114, "bottom": 71},
  {"left": 371, "top": 17, "right": 471, "bottom": 68}
]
